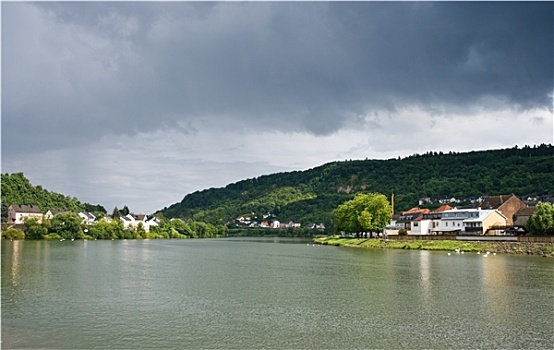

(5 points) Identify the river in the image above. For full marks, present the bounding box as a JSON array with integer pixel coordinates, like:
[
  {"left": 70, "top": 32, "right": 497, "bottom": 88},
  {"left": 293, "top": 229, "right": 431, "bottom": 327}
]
[{"left": 1, "top": 238, "right": 552, "bottom": 349}]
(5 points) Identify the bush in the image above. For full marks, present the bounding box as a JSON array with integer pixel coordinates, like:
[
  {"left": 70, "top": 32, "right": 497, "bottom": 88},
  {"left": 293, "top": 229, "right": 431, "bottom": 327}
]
[
  {"left": 526, "top": 202, "right": 554, "bottom": 235},
  {"left": 2, "top": 227, "right": 25, "bottom": 240}
]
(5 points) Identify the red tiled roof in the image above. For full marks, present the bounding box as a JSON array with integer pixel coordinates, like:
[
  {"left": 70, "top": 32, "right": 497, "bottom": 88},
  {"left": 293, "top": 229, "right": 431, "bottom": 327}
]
[
  {"left": 433, "top": 205, "right": 453, "bottom": 213},
  {"left": 401, "top": 207, "right": 430, "bottom": 215}
]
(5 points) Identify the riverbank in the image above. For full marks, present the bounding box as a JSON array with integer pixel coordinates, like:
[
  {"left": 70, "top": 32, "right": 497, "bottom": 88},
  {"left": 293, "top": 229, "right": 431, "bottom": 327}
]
[{"left": 313, "top": 236, "right": 554, "bottom": 257}]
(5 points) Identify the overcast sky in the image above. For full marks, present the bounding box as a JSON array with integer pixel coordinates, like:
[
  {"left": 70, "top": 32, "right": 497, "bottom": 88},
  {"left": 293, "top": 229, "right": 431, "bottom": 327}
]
[{"left": 2, "top": 2, "right": 553, "bottom": 214}]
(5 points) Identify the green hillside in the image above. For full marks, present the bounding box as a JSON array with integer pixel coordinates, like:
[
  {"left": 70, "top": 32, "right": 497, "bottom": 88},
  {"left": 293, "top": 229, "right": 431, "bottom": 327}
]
[
  {"left": 159, "top": 144, "right": 554, "bottom": 229},
  {"left": 1, "top": 173, "right": 106, "bottom": 220}
]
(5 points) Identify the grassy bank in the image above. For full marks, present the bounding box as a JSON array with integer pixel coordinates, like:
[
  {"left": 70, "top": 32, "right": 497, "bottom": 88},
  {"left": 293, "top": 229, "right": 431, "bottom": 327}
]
[{"left": 314, "top": 236, "right": 554, "bottom": 257}]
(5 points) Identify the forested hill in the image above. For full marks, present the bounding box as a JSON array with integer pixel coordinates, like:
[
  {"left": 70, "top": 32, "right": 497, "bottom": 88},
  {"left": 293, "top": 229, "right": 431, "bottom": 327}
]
[
  {"left": 1, "top": 173, "right": 106, "bottom": 218},
  {"left": 159, "top": 144, "right": 553, "bottom": 227}
]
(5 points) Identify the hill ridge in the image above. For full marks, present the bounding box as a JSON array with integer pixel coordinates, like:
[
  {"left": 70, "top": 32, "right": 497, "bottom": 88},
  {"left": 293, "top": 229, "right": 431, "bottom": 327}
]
[
  {"left": 159, "top": 144, "right": 553, "bottom": 228},
  {"left": 1, "top": 172, "right": 106, "bottom": 220}
]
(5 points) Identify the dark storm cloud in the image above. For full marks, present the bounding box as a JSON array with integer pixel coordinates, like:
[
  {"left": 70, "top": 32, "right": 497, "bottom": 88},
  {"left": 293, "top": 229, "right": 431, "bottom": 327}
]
[{"left": 3, "top": 2, "right": 553, "bottom": 156}]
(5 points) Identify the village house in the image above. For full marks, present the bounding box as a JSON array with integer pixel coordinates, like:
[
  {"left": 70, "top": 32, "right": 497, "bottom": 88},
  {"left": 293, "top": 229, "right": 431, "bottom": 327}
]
[
  {"left": 120, "top": 214, "right": 159, "bottom": 232},
  {"left": 236, "top": 216, "right": 252, "bottom": 225},
  {"left": 433, "top": 208, "right": 508, "bottom": 235},
  {"left": 412, "top": 205, "right": 452, "bottom": 235},
  {"left": 44, "top": 209, "right": 66, "bottom": 220},
  {"left": 418, "top": 197, "right": 432, "bottom": 206},
  {"left": 478, "top": 194, "right": 527, "bottom": 226},
  {"left": 277, "top": 221, "right": 301, "bottom": 229},
  {"left": 78, "top": 212, "right": 97, "bottom": 225},
  {"left": 396, "top": 207, "right": 430, "bottom": 232},
  {"left": 396, "top": 213, "right": 419, "bottom": 232},
  {"left": 511, "top": 206, "right": 537, "bottom": 231},
  {"left": 437, "top": 196, "right": 460, "bottom": 204},
  {"left": 7, "top": 204, "right": 43, "bottom": 224},
  {"left": 145, "top": 216, "right": 160, "bottom": 231},
  {"left": 120, "top": 215, "right": 133, "bottom": 228},
  {"left": 310, "top": 223, "right": 326, "bottom": 230}
]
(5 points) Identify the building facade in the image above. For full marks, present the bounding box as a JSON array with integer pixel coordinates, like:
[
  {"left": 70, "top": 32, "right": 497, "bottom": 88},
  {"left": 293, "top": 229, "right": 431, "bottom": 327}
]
[{"left": 7, "top": 204, "right": 43, "bottom": 224}]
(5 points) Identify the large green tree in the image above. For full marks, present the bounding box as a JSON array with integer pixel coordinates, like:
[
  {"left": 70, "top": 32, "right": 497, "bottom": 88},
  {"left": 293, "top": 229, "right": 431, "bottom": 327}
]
[
  {"left": 49, "top": 212, "right": 84, "bottom": 239},
  {"left": 334, "top": 193, "right": 391, "bottom": 236},
  {"left": 24, "top": 217, "right": 49, "bottom": 239},
  {"left": 526, "top": 202, "right": 554, "bottom": 235}
]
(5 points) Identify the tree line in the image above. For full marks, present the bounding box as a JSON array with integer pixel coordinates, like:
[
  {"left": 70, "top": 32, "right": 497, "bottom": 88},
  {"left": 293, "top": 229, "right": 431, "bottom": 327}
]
[{"left": 1, "top": 212, "right": 228, "bottom": 240}]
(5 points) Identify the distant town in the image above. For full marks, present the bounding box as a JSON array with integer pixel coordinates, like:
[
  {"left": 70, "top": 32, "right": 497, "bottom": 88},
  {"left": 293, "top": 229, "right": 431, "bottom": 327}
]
[
  {"left": 6, "top": 193, "right": 552, "bottom": 237},
  {"left": 387, "top": 194, "right": 553, "bottom": 236}
]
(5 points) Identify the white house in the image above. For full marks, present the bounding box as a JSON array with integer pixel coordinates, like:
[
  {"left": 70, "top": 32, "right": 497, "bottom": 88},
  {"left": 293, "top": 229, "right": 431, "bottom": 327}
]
[
  {"left": 462, "top": 209, "right": 508, "bottom": 235},
  {"left": 120, "top": 215, "right": 133, "bottom": 229},
  {"left": 414, "top": 205, "right": 453, "bottom": 235},
  {"left": 410, "top": 215, "right": 429, "bottom": 235},
  {"left": 44, "top": 209, "right": 65, "bottom": 220},
  {"left": 433, "top": 208, "right": 508, "bottom": 235},
  {"left": 120, "top": 214, "right": 159, "bottom": 232},
  {"left": 311, "top": 223, "right": 326, "bottom": 230},
  {"left": 78, "top": 212, "right": 96, "bottom": 225},
  {"left": 419, "top": 197, "right": 432, "bottom": 205},
  {"left": 7, "top": 204, "right": 43, "bottom": 224},
  {"left": 397, "top": 208, "right": 430, "bottom": 234},
  {"left": 281, "top": 221, "right": 301, "bottom": 229},
  {"left": 145, "top": 217, "right": 160, "bottom": 231}
]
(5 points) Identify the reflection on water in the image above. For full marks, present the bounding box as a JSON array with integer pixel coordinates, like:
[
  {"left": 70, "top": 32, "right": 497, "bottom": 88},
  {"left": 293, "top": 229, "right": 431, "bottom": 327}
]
[
  {"left": 481, "top": 254, "right": 510, "bottom": 318},
  {"left": 10, "top": 240, "right": 21, "bottom": 287},
  {"left": 419, "top": 250, "right": 431, "bottom": 300},
  {"left": 2, "top": 239, "right": 553, "bottom": 349}
]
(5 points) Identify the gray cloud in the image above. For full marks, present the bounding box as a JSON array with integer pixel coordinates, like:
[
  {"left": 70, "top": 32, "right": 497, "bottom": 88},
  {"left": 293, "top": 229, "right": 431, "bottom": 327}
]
[
  {"left": 2, "top": 2, "right": 553, "bottom": 213},
  {"left": 3, "top": 2, "right": 552, "bottom": 155}
]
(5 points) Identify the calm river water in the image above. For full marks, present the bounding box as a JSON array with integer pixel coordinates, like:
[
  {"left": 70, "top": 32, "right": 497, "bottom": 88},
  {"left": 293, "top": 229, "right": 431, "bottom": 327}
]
[{"left": 1, "top": 238, "right": 553, "bottom": 349}]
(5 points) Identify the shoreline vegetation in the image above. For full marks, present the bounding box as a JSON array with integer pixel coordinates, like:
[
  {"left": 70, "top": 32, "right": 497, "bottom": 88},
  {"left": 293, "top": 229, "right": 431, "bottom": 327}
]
[{"left": 313, "top": 236, "right": 554, "bottom": 258}]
